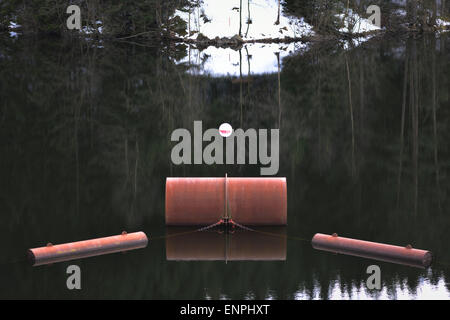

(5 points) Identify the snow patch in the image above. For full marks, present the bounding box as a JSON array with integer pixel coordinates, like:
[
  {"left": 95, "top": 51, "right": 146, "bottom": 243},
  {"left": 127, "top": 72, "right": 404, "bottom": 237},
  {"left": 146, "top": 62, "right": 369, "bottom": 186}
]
[
  {"left": 81, "top": 21, "right": 103, "bottom": 35},
  {"left": 173, "top": 0, "right": 314, "bottom": 40},
  {"left": 436, "top": 18, "right": 450, "bottom": 34},
  {"left": 9, "top": 21, "right": 21, "bottom": 29},
  {"left": 436, "top": 18, "right": 450, "bottom": 28},
  {"left": 393, "top": 8, "right": 407, "bottom": 17},
  {"left": 337, "top": 10, "right": 381, "bottom": 34},
  {"left": 8, "top": 21, "right": 22, "bottom": 39},
  {"left": 9, "top": 31, "right": 19, "bottom": 38}
]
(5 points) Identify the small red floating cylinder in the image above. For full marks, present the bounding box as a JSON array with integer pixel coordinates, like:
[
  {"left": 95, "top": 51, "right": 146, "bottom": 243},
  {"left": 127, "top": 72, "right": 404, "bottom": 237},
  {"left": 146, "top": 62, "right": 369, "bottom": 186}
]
[
  {"left": 312, "top": 233, "right": 432, "bottom": 268},
  {"left": 165, "top": 177, "right": 287, "bottom": 225},
  {"left": 28, "top": 232, "right": 148, "bottom": 266}
]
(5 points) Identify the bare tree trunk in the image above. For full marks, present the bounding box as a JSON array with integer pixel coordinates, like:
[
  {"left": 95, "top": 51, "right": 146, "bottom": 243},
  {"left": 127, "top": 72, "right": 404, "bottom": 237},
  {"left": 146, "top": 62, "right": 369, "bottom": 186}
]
[
  {"left": 239, "top": 0, "right": 242, "bottom": 36},
  {"left": 431, "top": 37, "right": 441, "bottom": 211},
  {"left": 124, "top": 136, "right": 129, "bottom": 185},
  {"left": 245, "top": 46, "right": 251, "bottom": 95},
  {"left": 245, "top": 0, "right": 251, "bottom": 37},
  {"left": 397, "top": 52, "right": 408, "bottom": 208},
  {"left": 275, "top": 0, "right": 281, "bottom": 25},
  {"left": 346, "top": 55, "right": 356, "bottom": 179},
  {"left": 134, "top": 136, "right": 139, "bottom": 200},
  {"left": 409, "top": 40, "right": 419, "bottom": 216},
  {"left": 359, "top": 54, "right": 364, "bottom": 145},
  {"left": 239, "top": 49, "right": 243, "bottom": 127},
  {"left": 432, "top": 0, "right": 437, "bottom": 26},
  {"left": 316, "top": 56, "right": 322, "bottom": 175},
  {"left": 276, "top": 52, "right": 281, "bottom": 128},
  {"left": 409, "top": 0, "right": 418, "bottom": 25}
]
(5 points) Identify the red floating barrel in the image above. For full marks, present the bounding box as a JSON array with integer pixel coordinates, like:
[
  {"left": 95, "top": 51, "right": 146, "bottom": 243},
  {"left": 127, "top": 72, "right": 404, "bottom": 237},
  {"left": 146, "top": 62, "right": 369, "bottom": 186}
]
[
  {"left": 165, "top": 177, "right": 287, "bottom": 225},
  {"left": 28, "top": 231, "right": 148, "bottom": 266},
  {"left": 312, "top": 233, "right": 432, "bottom": 268}
]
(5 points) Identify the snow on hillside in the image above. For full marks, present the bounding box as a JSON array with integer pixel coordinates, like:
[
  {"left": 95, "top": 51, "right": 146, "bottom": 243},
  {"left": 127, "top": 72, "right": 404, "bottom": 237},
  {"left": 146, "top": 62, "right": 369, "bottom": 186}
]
[
  {"left": 173, "top": 0, "right": 313, "bottom": 77},
  {"left": 337, "top": 9, "right": 381, "bottom": 34},
  {"left": 173, "top": 0, "right": 314, "bottom": 40},
  {"left": 436, "top": 18, "right": 450, "bottom": 28}
]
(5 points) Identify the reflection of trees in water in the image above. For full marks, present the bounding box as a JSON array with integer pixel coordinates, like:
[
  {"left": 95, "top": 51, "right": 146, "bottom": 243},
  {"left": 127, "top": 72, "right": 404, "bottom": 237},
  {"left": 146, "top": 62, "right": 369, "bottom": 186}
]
[
  {"left": 1, "top": 34, "right": 450, "bottom": 298},
  {"left": 280, "top": 34, "right": 450, "bottom": 297}
]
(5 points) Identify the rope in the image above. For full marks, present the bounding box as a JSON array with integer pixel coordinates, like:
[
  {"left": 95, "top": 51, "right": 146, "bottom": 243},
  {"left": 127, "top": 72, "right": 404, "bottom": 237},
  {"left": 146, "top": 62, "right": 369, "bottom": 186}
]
[
  {"left": 197, "top": 220, "right": 225, "bottom": 232},
  {"left": 237, "top": 224, "right": 310, "bottom": 243},
  {"left": 151, "top": 218, "right": 228, "bottom": 241},
  {"left": 149, "top": 219, "right": 310, "bottom": 243},
  {"left": 230, "top": 220, "right": 256, "bottom": 232},
  {"left": 224, "top": 173, "right": 228, "bottom": 220},
  {"left": 150, "top": 227, "right": 203, "bottom": 241}
]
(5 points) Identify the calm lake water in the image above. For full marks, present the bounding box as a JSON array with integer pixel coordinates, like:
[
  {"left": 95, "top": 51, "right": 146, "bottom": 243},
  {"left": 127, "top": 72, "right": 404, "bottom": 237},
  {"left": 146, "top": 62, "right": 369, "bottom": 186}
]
[{"left": 0, "top": 32, "right": 449, "bottom": 299}]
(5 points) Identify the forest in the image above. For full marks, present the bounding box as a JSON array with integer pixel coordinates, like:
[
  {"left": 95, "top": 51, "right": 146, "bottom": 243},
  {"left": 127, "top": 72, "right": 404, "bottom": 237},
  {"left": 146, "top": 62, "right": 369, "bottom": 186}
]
[{"left": 1, "top": 1, "right": 449, "bottom": 38}]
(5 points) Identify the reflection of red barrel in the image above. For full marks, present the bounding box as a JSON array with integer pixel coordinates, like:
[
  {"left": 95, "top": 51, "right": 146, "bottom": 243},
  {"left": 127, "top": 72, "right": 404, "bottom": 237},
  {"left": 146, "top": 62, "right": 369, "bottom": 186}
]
[
  {"left": 312, "top": 233, "right": 432, "bottom": 268},
  {"left": 165, "top": 177, "right": 287, "bottom": 225},
  {"left": 166, "top": 227, "right": 286, "bottom": 261},
  {"left": 28, "top": 232, "right": 148, "bottom": 266}
]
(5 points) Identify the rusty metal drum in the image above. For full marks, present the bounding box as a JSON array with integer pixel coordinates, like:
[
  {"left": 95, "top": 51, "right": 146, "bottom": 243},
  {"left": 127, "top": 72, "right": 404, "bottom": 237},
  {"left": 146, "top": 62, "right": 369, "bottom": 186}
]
[
  {"left": 312, "top": 233, "right": 432, "bottom": 268},
  {"left": 165, "top": 177, "right": 287, "bottom": 225},
  {"left": 28, "top": 231, "right": 148, "bottom": 266}
]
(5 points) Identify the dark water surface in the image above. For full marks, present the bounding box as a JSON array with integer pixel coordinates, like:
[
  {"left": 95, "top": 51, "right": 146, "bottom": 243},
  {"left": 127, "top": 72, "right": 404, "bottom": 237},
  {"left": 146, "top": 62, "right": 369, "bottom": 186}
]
[{"left": 0, "top": 33, "right": 449, "bottom": 299}]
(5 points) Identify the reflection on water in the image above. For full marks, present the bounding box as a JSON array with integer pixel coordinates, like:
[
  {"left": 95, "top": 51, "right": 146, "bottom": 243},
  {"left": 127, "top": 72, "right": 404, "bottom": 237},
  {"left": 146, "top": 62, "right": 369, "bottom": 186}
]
[
  {"left": 177, "top": 43, "right": 307, "bottom": 77},
  {"left": 0, "top": 32, "right": 450, "bottom": 299},
  {"left": 166, "top": 227, "right": 286, "bottom": 261},
  {"left": 295, "top": 275, "right": 450, "bottom": 300}
]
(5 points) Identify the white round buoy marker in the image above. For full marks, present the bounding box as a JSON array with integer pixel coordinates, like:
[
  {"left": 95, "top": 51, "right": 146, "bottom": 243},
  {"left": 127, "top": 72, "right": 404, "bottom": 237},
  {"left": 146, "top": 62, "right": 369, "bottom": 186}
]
[{"left": 219, "top": 123, "right": 233, "bottom": 138}]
